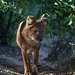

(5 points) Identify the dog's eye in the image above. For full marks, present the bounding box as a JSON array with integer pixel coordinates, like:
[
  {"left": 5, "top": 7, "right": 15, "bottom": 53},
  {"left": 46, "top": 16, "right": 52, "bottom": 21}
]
[
  {"left": 28, "top": 18, "right": 29, "bottom": 20},
  {"left": 34, "top": 30, "right": 37, "bottom": 33}
]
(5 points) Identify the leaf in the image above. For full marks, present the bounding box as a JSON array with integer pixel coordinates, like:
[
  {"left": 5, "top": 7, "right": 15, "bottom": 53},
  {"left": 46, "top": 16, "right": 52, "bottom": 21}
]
[
  {"left": 70, "top": 24, "right": 74, "bottom": 30},
  {"left": 71, "top": 5, "right": 75, "bottom": 9},
  {"left": 63, "top": 17, "right": 70, "bottom": 24},
  {"left": 51, "top": 13, "right": 56, "bottom": 19},
  {"left": 68, "top": 20, "right": 72, "bottom": 25},
  {"left": 41, "top": 13, "right": 50, "bottom": 18},
  {"left": 2, "top": 6, "right": 9, "bottom": 12},
  {"left": 1, "top": 0, "right": 7, "bottom": 4},
  {"left": 57, "top": 0, "right": 62, "bottom": 5},
  {"left": 72, "top": 0, "right": 75, "bottom": 2},
  {"left": 63, "top": 2, "right": 68, "bottom": 5},
  {"left": 30, "top": 4, "right": 39, "bottom": 16},
  {"left": 69, "top": 0, "right": 72, "bottom": 2},
  {"left": 57, "top": 11, "right": 63, "bottom": 16},
  {"left": 11, "top": 16, "right": 16, "bottom": 22},
  {"left": 19, "top": 8, "right": 23, "bottom": 14},
  {"left": 52, "top": 32, "right": 58, "bottom": 36}
]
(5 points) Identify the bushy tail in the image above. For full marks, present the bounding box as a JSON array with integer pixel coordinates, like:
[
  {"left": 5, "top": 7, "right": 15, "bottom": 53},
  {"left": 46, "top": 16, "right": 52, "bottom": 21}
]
[{"left": 16, "top": 21, "right": 26, "bottom": 48}]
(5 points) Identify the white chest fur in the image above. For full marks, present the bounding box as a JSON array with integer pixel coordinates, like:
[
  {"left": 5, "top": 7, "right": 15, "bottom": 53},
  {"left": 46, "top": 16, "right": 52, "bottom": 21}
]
[{"left": 27, "top": 48, "right": 33, "bottom": 54}]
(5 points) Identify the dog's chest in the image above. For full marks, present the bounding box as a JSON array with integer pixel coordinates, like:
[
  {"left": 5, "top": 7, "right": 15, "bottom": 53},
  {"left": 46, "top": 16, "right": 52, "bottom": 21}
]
[
  {"left": 22, "top": 38, "right": 40, "bottom": 54},
  {"left": 27, "top": 38, "right": 40, "bottom": 47},
  {"left": 27, "top": 48, "right": 33, "bottom": 54}
]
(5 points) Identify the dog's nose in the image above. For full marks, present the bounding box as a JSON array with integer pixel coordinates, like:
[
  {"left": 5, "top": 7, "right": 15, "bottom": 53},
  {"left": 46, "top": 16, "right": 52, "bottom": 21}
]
[{"left": 39, "top": 38, "right": 43, "bottom": 41}]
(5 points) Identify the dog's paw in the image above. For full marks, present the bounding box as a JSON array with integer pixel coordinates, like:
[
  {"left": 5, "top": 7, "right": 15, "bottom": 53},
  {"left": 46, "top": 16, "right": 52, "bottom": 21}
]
[
  {"left": 32, "top": 72, "right": 37, "bottom": 75},
  {"left": 32, "top": 65, "right": 38, "bottom": 73},
  {"left": 24, "top": 72, "right": 32, "bottom": 75}
]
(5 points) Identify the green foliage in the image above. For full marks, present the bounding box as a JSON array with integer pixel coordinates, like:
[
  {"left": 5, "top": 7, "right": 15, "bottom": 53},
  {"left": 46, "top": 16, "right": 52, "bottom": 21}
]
[
  {"left": 0, "top": 0, "right": 75, "bottom": 45},
  {"left": 44, "top": 0, "right": 75, "bottom": 37}
]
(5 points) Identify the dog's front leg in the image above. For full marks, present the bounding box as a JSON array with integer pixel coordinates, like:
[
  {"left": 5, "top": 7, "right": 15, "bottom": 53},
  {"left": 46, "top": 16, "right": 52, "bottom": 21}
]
[
  {"left": 21, "top": 49, "right": 32, "bottom": 75},
  {"left": 32, "top": 50, "right": 39, "bottom": 75}
]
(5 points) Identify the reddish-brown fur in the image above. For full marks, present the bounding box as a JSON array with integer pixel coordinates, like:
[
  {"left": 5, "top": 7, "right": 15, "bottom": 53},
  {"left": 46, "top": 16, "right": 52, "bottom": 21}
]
[{"left": 16, "top": 16, "right": 47, "bottom": 75}]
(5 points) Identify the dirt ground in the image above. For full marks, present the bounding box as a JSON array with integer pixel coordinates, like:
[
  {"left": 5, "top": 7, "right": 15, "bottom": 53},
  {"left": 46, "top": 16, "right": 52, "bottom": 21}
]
[
  {"left": 0, "top": 46, "right": 55, "bottom": 75},
  {"left": 0, "top": 46, "right": 75, "bottom": 75}
]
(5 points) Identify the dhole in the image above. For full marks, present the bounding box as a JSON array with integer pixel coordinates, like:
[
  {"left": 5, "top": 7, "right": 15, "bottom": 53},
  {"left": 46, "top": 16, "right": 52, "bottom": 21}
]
[{"left": 16, "top": 16, "right": 47, "bottom": 75}]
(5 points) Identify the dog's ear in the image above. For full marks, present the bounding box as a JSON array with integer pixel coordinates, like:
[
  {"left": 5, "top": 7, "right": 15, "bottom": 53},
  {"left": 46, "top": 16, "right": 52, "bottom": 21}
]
[
  {"left": 26, "top": 16, "right": 36, "bottom": 25},
  {"left": 37, "top": 18, "right": 47, "bottom": 26},
  {"left": 40, "top": 18, "right": 47, "bottom": 26}
]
